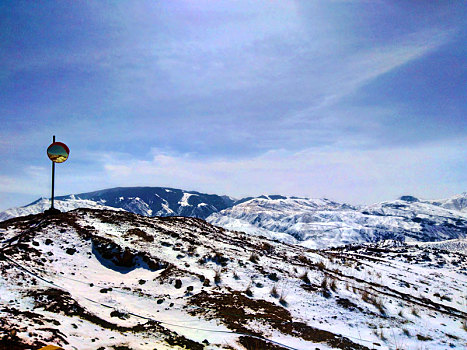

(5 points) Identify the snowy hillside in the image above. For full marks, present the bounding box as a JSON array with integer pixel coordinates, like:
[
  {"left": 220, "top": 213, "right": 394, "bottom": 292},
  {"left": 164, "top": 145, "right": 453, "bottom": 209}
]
[
  {"left": 407, "top": 238, "right": 467, "bottom": 254},
  {"left": 425, "top": 192, "right": 467, "bottom": 213},
  {"left": 207, "top": 195, "right": 467, "bottom": 249},
  {"left": 0, "top": 187, "right": 236, "bottom": 222},
  {"left": 0, "top": 209, "right": 465, "bottom": 349}
]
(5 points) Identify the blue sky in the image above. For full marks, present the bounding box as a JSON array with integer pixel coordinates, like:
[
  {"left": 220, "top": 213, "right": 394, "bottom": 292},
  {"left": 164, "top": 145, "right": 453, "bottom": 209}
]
[{"left": 1, "top": 0, "right": 466, "bottom": 210}]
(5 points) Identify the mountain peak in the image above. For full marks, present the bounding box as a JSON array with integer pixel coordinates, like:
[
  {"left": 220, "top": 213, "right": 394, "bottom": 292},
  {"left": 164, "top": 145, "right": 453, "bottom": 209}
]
[{"left": 399, "top": 195, "right": 419, "bottom": 202}]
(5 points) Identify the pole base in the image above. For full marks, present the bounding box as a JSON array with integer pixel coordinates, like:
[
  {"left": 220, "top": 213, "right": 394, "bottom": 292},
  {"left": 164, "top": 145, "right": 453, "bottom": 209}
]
[{"left": 44, "top": 208, "right": 62, "bottom": 216}]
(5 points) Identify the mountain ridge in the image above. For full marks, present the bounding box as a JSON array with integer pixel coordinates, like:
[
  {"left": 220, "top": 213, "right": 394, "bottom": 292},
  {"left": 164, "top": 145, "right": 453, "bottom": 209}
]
[
  {"left": 207, "top": 194, "right": 467, "bottom": 249},
  {"left": 1, "top": 187, "right": 466, "bottom": 249},
  {"left": 0, "top": 186, "right": 236, "bottom": 222}
]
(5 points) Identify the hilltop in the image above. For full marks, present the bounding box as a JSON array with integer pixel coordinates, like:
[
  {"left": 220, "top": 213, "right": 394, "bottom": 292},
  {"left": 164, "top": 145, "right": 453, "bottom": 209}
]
[{"left": 0, "top": 209, "right": 466, "bottom": 349}]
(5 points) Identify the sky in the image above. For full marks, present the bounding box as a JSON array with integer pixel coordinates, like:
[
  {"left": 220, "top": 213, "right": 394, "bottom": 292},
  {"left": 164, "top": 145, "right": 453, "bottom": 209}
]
[{"left": 0, "top": 0, "right": 466, "bottom": 210}]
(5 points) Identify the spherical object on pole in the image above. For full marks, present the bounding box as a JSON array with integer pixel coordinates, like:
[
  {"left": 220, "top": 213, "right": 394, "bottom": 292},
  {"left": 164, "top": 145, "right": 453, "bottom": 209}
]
[
  {"left": 47, "top": 142, "right": 70, "bottom": 163},
  {"left": 45, "top": 136, "right": 70, "bottom": 215}
]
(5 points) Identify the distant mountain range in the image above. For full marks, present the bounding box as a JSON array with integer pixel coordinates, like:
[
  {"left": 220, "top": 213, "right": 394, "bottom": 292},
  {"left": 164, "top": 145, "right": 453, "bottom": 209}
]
[
  {"left": 0, "top": 187, "right": 235, "bottom": 221},
  {"left": 1, "top": 187, "right": 466, "bottom": 248},
  {"left": 207, "top": 194, "right": 467, "bottom": 249}
]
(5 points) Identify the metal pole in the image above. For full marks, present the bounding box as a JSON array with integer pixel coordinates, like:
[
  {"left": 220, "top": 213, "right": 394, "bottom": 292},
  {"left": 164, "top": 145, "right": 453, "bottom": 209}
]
[{"left": 51, "top": 135, "right": 55, "bottom": 209}]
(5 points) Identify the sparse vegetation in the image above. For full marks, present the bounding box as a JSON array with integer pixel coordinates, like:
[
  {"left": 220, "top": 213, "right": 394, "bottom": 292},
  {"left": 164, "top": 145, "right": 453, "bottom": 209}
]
[
  {"left": 411, "top": 307, "right": 420, "bottom": 317},
  {"left": 359, "top": 290, "right": 385, "bottom": 314},
  {"left": 329, "top": 277, "right": 337, "bottom": 292},
  {"left": 373, "top": 297, "right": 386, "bottom": 315},
  {"left": 316, "top": 261, "right": 326, "bottom": 270},
  {"left": 214, "top": 268, "right": 222, "bottom": 284},
  {"left": 126, "top": 228, "right": 154, "bottom": 242},
  {"left": 212, "top": 251, "right": 229, "bottom": 266},
  {"left": 233, "top": 271, "right": 240, "bottom": 280},
  {"left": 321, "top": 276, "right": 328, "bottom": 290},
  {"left": 416, "top": 334, "right": 433, "bottom": 341},
  {"left": 270, "top": 284, "right": 279, "bottom": 298},
  {"left": 361, "top": 290, "right": 371, "bottom": 304},
  {"left": 249, "top": 252, "right": 259, "bottom": 263},
  {"left": 297, "top": 254, "right": 311, "bottom": 265},
  {"left": 320, "top": 276, "right": 331, "bottom": 298},
  {"left": 189, "top": 290, "right": 372, "bottom": 349},
  {"left": 299, "top": 270, "right": 311, "bottom": 284},
  {"left": 259, "top": 242, "right": 274, "bottom": 254},
  {"left": 373, "top": 326, "right": 387, "bottom": 341},
  {"left": 279, "top": 292, "right": 287, "bottom": 306}
]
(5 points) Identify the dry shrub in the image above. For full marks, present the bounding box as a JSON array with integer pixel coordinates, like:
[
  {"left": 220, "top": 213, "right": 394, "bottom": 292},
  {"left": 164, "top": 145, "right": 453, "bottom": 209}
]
[
  {"left": 126, "top": 228, "right": 154, "bottom": 242},
  {"left": 297, "top": 254, "right": 311, "bottom": 265},
  {"left": 316, "top": 261, "right": 326, "bottom": 271},
  {"left": 361, "top": 290, "right": 371, "bottom": 304},
  {"left": 373, "top": 298, "right": 386, "bottom": 315},
  {"left": 329, "top": 278, "right": 337, "bottom": 292},
  {"left": 299, "top": 270, "right": 311, "bottom": 284},
  {"left": 279, "top": 292, "right": 287, "bottom": 306},
  {"left": 320, "top": 277, "right": 331, "bottom": 298},
  {"left": 270, "top": 284, "right": 279, "bottom": 298},
  {"left": 214, "top": 268, "right": 222, "bottom": 284},
  {"left": 249, "top": 252, "right": 259, "bottom": 263},
  {"left": 260, "top": 242, "right": 274, "bottom": 254}
]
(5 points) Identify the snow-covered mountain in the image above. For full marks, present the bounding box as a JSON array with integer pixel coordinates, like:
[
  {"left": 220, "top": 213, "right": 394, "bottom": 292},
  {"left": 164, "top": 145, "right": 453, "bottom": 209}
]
[
  {"left": 56, "top": 187, "right": 236, "bottom": 219},
  {"left": 2, "top": 189, "right": 466, "bottom": 249},
  {"left": 425, "top": 192, "right": 467, "bottom": 213},
  {"left": 0, "top": 187, "right": 236, "bottom": 221},
  {"left": 1, "top": 209, "right": 465, "bottom": 349},
  {"left": 0, "top": 197, "right": 123, "bottom": 222},
  {"left": 207, "top": 194, "right": 467, "bottom": 249}
]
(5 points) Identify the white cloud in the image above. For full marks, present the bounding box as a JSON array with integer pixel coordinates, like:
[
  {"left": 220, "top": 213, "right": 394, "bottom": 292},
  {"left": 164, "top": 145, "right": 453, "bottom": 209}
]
[{"left": 102, "top": 138, "right": 466, "bottom": 204}]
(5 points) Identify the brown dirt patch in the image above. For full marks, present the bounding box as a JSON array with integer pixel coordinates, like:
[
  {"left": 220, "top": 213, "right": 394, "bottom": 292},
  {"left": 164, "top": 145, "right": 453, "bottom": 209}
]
[{"left": 189, "top": 291, "right": 370, "bottom": 350}]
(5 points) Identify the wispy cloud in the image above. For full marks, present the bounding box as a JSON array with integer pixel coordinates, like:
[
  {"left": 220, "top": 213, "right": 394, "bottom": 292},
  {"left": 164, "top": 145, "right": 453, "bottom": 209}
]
[
  {"left": 1, "top": 1, "right": 465, "bottom": 210},
  {"left": 102, "top": 138, "right": 467, "bottom": 204}
]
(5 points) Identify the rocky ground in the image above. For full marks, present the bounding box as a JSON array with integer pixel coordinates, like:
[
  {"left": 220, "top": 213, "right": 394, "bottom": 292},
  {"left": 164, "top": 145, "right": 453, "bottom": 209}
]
[{"left": 0, "top": 209, "right": 466, "bottom": 349}]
